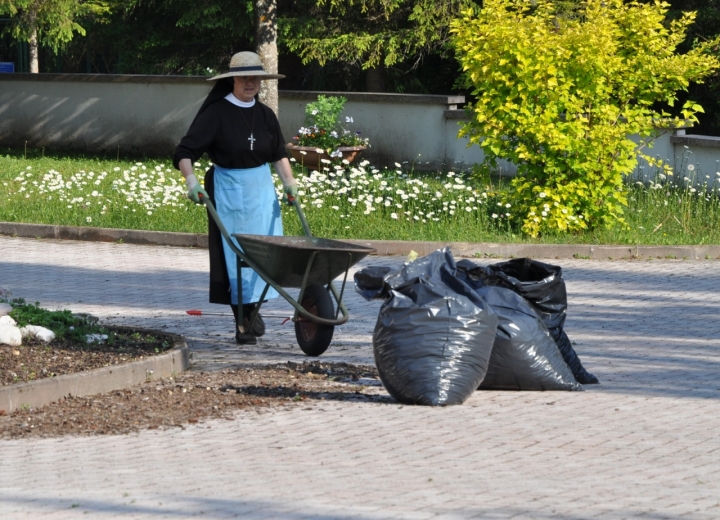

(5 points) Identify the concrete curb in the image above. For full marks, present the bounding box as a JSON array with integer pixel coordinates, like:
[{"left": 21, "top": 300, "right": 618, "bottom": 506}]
[
  {"left": 0, "top": 329, "right": 190, "bottom": 414},
  {"left": 0, "top": 221, "right": 208, "bottom": 248},
  {"left": 2, "top": 221, "right": 719, "bottom": 260}
]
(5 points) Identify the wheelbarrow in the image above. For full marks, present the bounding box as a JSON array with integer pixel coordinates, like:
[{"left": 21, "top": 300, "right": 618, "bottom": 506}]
[{"left": 200, "top": 194, "right": 376, "bottom": 356}]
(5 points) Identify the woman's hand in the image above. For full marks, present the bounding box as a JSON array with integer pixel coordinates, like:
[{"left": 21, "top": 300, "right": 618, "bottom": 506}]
[
  {"left": 187, "top": 182, "right": 210, "bottom": 204},
  {"left": 282, "top": 182, "right": 299, "bottom": 205},
  {"left": 179, "top": 158, "right": 209, "bottom": 204},
  {"left": 273, "top": 157, "right": 299, "bottom": 205}
]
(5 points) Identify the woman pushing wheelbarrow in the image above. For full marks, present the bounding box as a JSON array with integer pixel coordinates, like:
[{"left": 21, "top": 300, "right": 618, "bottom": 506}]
[
  {"left": 174, "top": 52, "right": 374, "bottom": 354},
  {"left": 174, "top": 51, "right": 299, "bottom": 345}
]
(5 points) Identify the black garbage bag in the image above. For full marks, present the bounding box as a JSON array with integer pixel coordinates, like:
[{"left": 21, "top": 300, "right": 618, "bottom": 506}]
[
  {"left": 459, "top": 258, "right": 599, "bottom": 385},
  {"left": 473, "top": 286, "right": 582, "bottom": 391},
  {"left": 355, "top": 249, "right": 498, "bottom": 405},
  {"left": 354, "top": 265, "right": 393, "bottom": 300}
]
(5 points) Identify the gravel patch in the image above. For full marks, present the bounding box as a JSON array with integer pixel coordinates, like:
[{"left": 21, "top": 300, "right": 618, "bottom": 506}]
[
  {"left": 0, "top": 362, "right": 387, "bottom": 438},
  {"left": 1, "top": 326, "right": 176, "bottom": 386}
]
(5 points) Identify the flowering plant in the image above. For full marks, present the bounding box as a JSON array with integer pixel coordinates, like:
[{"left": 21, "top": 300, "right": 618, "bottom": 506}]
[{"left": 292, "top": 95, "right": 369, "bottom": 156}]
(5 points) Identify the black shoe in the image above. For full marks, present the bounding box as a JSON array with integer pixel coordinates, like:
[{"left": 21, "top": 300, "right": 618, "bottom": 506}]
[
  {"left": 243, "top": 305, "right": 265, "bottom": 337},
  {"left": 235, "top": 329, "right": 257, "bottom": 345}
]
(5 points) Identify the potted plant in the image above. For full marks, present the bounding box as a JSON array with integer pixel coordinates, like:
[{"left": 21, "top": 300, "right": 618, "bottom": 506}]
[{"left": 287, "top": 95, "right": 370, "bottom": 170}]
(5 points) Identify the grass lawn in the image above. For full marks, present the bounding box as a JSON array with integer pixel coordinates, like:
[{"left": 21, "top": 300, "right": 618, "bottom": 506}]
[{"left": 2, "top": 146, "right": 720, "bottom": 245}]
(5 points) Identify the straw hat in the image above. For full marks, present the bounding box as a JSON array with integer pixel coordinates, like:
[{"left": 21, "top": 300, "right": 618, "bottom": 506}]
[{"left": 208, "top": 51, "right": 285, "bottom": 81}]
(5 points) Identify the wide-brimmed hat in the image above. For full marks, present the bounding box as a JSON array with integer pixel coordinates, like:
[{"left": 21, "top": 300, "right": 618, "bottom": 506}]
[{"left": 208, "top": 51, "right": 285, "bottom": 81}]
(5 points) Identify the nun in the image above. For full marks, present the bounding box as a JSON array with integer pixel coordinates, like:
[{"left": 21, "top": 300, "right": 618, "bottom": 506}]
[{"left": 173, "top": 51, "right": 298, "bottom": 345}]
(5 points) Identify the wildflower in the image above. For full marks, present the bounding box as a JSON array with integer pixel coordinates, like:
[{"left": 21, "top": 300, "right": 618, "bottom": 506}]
[
  {"left": 505, "top": 203, "right": 511, "bottom": 208},
  {"left": 86, "top": 217, "right": 92, "bottom": 223},
  {"left": 538, "top": 192, "right": 547, "bottom": 198},
  {"left": 687, "top": 164, "right": 695, "bottom": 171},
  {"left": 492, "top": 213, "right": 498, "bottom": 218},
  {"left": 391, "top": 213, "right": 398, "bottom": 219}
]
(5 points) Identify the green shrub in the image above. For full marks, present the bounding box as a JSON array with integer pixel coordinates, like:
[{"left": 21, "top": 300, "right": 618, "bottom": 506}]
[
  {"left": 9, "top": 300, "right": 105, "bottom": 341},
  {"left": 452, "top": 0, "right": 720, "bottom": 236},
  {"left": 291, "top": 95, "right": 370, "bottom": 154}
]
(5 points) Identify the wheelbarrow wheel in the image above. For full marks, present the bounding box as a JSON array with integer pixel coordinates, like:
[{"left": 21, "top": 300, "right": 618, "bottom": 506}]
[{"left": 295, "top": 284, "right": 335, "bottom": 357}]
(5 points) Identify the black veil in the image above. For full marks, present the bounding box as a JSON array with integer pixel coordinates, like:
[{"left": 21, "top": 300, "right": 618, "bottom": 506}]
[{"left": 191, "top": 77, "right": 234, "bottom": 126}]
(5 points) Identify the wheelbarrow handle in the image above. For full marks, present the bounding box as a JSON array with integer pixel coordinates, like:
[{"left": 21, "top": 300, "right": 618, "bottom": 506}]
[
  {"left": 200, "top": 192, "right": 313, "bottom": 240},
  {"left": 289, "top": 197, "right": 313, "bottom": 238},
  {"left": 198, "top": 193, "right": 235, "bottom": 246}
]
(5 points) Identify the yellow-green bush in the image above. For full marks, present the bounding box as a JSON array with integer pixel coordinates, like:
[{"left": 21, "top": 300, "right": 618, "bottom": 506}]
[{"left": 452, "top": 0, "right": 720, "bottom": 236}]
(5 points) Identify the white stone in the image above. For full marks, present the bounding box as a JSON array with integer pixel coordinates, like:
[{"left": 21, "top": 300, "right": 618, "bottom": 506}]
[
  {"left": 0, "top": 325, "right": 22, "bottom": 347},
  {"left": 0, "top": 315, "right": 17, "bottom": 327},
  {"left": 0, "top": 303, "right": 12, "bottom": 316},
  {"left": 20, "top": 325, "right": 56, "bottom": 343},
  {"left": 0, "top": 287, "right": 12, "bottom": 301},
  {"left": 86, "top": 333, "right": 108, "bottom": 344}
]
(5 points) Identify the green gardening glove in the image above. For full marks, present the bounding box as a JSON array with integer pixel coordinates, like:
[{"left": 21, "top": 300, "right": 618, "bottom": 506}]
[
  {"left": 187, "top": 184, "right": 209, "bottom": 204},
  {"left": 282, "top": 183, "right": 299, "bottom": 205}
]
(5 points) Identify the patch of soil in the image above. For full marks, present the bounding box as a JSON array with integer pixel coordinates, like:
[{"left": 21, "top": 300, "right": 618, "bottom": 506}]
[
  {"left": 0, "top": 327, "right": 177, "bottom": 386},
  {"left": 0, "top": 362, "right": 387, "bottom": 439}
]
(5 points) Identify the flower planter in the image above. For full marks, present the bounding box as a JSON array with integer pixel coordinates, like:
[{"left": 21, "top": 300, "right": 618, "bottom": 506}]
[{"left": 286, "top": 144, "right": 367, "bottom": 171}]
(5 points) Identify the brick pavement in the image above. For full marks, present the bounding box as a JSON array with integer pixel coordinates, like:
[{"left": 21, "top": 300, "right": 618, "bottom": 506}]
[{"left": 1, "top": 236, "right": 720, "bottom": 519}]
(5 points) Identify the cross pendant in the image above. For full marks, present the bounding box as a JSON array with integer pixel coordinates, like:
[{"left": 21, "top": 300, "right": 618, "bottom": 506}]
[{"left": 248, "top": 133, "right": 256, "bottom": 151}]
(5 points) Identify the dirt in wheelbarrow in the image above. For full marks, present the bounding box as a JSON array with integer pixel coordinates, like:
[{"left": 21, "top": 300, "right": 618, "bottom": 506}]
[{"left": 0, "top": 361, "right": 387, "bottom": 439}]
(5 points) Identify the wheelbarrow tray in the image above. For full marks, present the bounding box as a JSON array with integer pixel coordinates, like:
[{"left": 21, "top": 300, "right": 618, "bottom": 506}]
[{"left": 232, "top": 234, "right": 375, "bottom": 288}]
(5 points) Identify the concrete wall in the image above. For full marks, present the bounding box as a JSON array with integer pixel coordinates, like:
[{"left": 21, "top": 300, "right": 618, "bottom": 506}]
[
  {"left": 0, "top": 74, "right": 212, "bottom": 156},
  {"left": 0, "top": 73, "right": 717, "bottom": 180},
  {"left": 0, "top": 74, "right": 465, "bottom": 169}
]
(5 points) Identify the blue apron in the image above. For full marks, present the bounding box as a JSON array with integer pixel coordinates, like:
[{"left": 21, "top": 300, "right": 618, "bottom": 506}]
[{"left": 213, "top": 163, "right": 283, "bottom": 305}]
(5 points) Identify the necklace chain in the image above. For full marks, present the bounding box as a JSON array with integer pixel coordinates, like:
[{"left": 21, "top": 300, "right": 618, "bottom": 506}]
[{"left": 238, "top": 103, "right": 257, "bottom": 150}]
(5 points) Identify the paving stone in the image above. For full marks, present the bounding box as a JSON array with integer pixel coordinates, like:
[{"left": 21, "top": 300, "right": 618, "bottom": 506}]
[{"left": 1, "top": 236, "right": 720, "bottom": 518}]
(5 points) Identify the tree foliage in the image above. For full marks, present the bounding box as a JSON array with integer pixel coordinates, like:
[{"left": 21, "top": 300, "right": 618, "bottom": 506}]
[
  {"left": 281, "top": 0, "right": 475, "bottom": 70},
  {"left": 452, "top": 0, "right": 720, "bottom": 237},
  {"left": 0, "top": 0, "right": 108, "bottom": 52},
  {"left": 42, "top": 0, "right": 255, "bottom": 74}
]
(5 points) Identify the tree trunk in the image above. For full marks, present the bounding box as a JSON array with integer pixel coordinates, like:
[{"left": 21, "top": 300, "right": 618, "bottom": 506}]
[
  {"left": 28, "top": 12, "right": 39, "bottom": 73},
  {"left": 366, "top": 67, "right": 386, "bottom": 92},
  {"left": 256, "top": 0, "right": 279, "bottom": 116}
]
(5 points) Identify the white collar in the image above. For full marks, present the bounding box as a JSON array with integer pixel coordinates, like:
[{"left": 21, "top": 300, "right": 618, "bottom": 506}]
[{"left": 224, "top": 93, "right": 256, "bottom": 108}]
